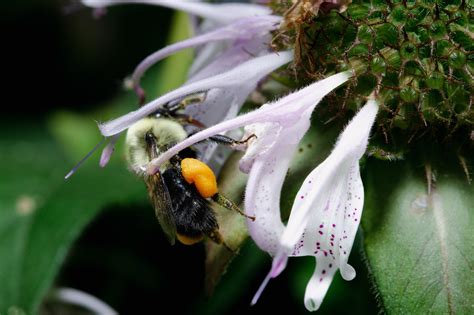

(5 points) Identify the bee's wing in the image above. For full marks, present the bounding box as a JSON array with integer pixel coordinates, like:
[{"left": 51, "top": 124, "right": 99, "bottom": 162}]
[{"left": 145, "top": 172, "right": 177, "bottom": 245}]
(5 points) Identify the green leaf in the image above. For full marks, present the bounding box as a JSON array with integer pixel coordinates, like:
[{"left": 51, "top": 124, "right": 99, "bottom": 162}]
[
  {"left": 0, "top": 120, "right": 145, "bottom": 314},
  {"left": 205, "top": 120, "right": 342, "bottom": 294},
  {"left": 205, "top": 151, "right": 248, "bottom": 294},
  {"left": 362, "top": 158, "right": 474, "bottom": 314},
  {"left": 200, "top": 241, "right": 267, "bottom": 315}
]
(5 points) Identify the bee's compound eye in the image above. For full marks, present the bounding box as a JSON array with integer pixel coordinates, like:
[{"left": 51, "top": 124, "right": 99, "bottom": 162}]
[
  {"left": 177, "top": 233, "right": 204, "bottom": 245},
  {"left": 181, "top": 158, "right": 218, "bottom": 198},
  {"left": 145, "top": 131, "right": 155, "bottom": 143}
]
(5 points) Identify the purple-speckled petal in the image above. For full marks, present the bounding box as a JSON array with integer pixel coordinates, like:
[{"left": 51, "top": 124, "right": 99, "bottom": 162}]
[
  {"left": 303, "top": 256, "right": 338, "bottom": 311},
  {"left": 263, "top": 99, "right": 378, "bottom": 311},
  {"left": 281, "top": 99, "right": 378, "bottom": 251}
]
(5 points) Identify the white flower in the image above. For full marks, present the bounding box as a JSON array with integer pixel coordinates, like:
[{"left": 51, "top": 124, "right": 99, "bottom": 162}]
[
  {"left": 145, "top": 72, "right": 379, "bottom": 312},
  {"left": 251, "top": 98, "right": 379, "bottom": 311},
  {"left": 75, "top": 3, "right": 379, "bottom": 312}
]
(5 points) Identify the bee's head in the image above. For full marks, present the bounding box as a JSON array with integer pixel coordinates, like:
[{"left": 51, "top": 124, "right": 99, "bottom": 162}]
[
  {"left": 125, "top": 117, "right": 187, "bottom": 174},
  {"left": 145, "top": 130, "right": 158, "bottom": 160}
]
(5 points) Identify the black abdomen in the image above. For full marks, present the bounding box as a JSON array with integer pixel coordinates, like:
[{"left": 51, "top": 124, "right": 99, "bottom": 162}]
[{"left": 162, "top": 168, "right": 218, "bottom": 237}]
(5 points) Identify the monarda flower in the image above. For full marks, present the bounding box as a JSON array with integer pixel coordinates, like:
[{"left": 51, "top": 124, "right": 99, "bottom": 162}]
[
  {"left": 143, "top": 72, "right": 378, "bottom": 311},
  {"left": 250, "top": 98, "right": 378, "bottom": 311}
]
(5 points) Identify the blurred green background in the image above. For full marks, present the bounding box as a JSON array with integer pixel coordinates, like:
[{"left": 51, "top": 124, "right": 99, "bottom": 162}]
[{"left": 1, "top": 1, "right": 378, "bottom": 314}]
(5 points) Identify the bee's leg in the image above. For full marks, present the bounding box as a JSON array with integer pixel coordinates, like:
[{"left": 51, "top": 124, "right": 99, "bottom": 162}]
[
  {"left": 172, "top": 114, "right": 206, "bottom": 128},
  {"left": 155, "top": 93, "right": 208, "bottom": 128},
  {"left": 198, "top": 134, "right": 257, "bottom": 150},
  {"left": 211, "top": 193, "right": 256, "bottom": 221},
  {"left": 207, "top": 229, "right": 235, "bottom": 253},
  {"left": 160, "top": 93, "right": 207, "bottom": 114}
]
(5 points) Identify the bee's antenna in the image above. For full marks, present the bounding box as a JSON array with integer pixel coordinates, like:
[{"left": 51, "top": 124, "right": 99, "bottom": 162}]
[{"left": 65, "top": 138, "right": 106, "bottom": 180}]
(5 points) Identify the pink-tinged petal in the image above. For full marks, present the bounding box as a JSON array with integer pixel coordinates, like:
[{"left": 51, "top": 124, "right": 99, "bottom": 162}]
[
  {"left": 245, "top": 122, "right": 298, "bottom": 254},
  {"left": 131, "top": 15, "right": 281, "bottom": 92},
  {"left": 289, "top": 162, "right": 363, "bottom": 282},
  {"left": 251, "top": 250, "right": 288, "bottom": 305},
  {"left": 147, "top": 71, "right": 350, "bottom": 174},
  {"left": 99, "top": 51, "right": 293, "bottom": 137},
  {"left": 99, "top": 134, "right": 119, "bottom": 167},
  {"left": 81, "top": 0, "right": 271, "bottom": 23},
  {"left": 187, "top": 32, "right": 273, "bottom": 83},
  {"left": 244, "top": 103, "right": 314, "bottom": 254},
  {"left": 188, "top": 43, "right": 272, "bottom": 172},
  {"left": 183, "top": 29, "right": 276, "bottom": 128},
  {"left": 187, "top": 41, "right": 227, "bottom": 78},
  {"left": 239, "top": 71, "right": 352, "bottom": 171}
]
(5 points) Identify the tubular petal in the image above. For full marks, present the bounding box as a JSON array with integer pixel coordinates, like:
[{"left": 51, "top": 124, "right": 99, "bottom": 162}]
[
  {"left": 131, "top": 15, "right": 281, "bottom": 92},
  {"left": 82, "top": 0, "right": 272, "bottom": 24},
  {"left": 99, "top": 51, "right": 293, "bottom": 137},
  {"left": 147, "top": 71, "right": 350, "bottom": 172}
]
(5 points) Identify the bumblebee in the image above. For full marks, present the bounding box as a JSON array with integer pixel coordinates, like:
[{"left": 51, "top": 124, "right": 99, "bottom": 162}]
[{"left": 125, "top": 117, "right": 253, "bottom": 248}]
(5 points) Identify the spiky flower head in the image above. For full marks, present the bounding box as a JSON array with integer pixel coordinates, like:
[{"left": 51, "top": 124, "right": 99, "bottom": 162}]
[{"left": 272, "top": 0, "right": 473, "bottom": 155}]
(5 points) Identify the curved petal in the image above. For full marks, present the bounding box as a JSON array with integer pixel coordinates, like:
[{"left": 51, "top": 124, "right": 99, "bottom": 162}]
[
  {"left": 99, "top": 134, "right": 119, "bottom": 167},
  {"left": 186, "top": 40, "right": 272, "bottom": 172},
  {"left": 187, "top": 41, "right": 227, "bottom": 77},
  {"left": 131, "top": 15, "right": 281, "bottom": 90},
  {"left": 338, "top": 163, "right": 362, "bottom": 281},
  {"left": 148, "top": 71, "right": 351, "bottom": 172},
  {"left": 288, "top": 162, "right": 362, "bottom": 311},
  {"left": 280, "top": 99, "right": 378, "bottom": 251},
  {"left": 82, "top": 0, "right": 272, "bottom": 23},
  {"left": 304, "top": 257, "right": 338, "bottom": 311},
  {"left": 184, "top": 40, "right": 274, "bottom": 126},
  {"left": 98, "top": 51, "right": 294, "bottom": 137},
  {"left": 259, "top": 99, "right": 378, "bottom": 311},
  {"left": 244, "top": 121, "right": 303, "bottom": 255}
]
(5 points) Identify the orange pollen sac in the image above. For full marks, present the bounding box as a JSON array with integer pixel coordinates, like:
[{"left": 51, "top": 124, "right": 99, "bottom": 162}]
[
  {"left": 176, "top": 233, "right": 204, "bottom": 245},
  {"left": 180, "top": 158, "right": 218, "bottom": 198}
]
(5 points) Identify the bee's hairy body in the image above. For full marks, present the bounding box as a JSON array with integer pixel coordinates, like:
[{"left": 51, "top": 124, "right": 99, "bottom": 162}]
[
  {"left": 126, "top": 117, "right": 187, "bottom": 172},
  {"left": 162, "top": 168, "right": 218, "bottom": 239},
  {"left": 126, "top": 117, "right": 221, "bottom": 246}
]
